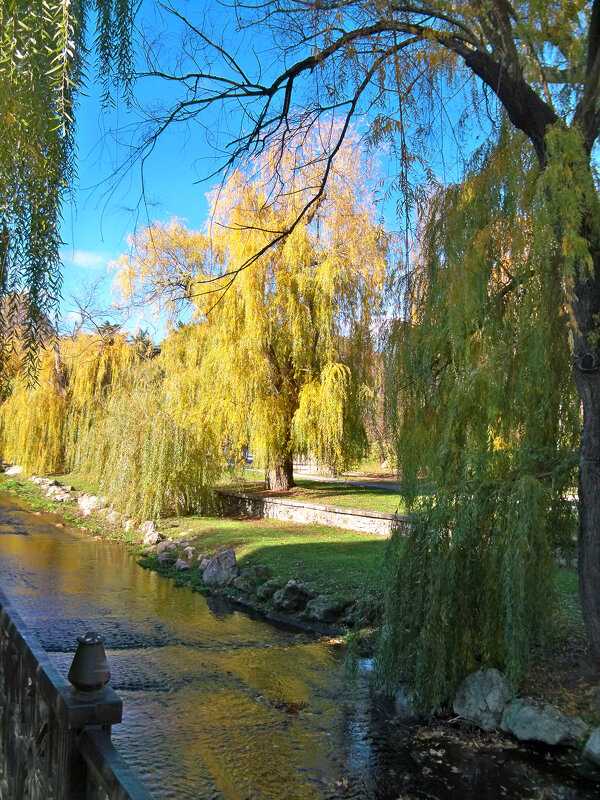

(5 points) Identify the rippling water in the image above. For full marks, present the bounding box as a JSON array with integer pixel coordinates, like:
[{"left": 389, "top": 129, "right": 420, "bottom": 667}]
[{"left": 0, "top": 490, "right": 598, "bottom": 799}]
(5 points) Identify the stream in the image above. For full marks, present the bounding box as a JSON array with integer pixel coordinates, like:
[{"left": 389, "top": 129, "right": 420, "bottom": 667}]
[{"left": 0, "top": 490, "right": 598, "bottom": 799}]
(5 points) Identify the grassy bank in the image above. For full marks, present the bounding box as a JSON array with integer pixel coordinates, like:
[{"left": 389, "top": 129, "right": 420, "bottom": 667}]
[
  {"left": 154, "top": 514, "right": 387, "bottom": 599},
  {"left": 0, "top": 471, "right": 389, "bottom": 622}
]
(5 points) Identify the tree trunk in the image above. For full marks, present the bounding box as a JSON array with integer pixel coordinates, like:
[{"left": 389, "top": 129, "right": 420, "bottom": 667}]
[
  {"left": 572, "top": 238, "right": 600, "bottom": 664},
  {"left": 266, "top": 452, "right": 295, "bottom": 490},
  {"left": 575, "top": 366, "right": 600, "bottom": 663}
]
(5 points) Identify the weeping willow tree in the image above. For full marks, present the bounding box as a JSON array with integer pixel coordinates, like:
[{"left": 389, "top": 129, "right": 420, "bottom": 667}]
[
  {"left": 0, "top": 343, "right": 68, "bottom": 473},
  {"left": 114, "top": 136, "right": 387, "bottom": 488},
  {"left": 380, "top": 124, "right": 581, "bottom": 708},
  {"left": 0, "top": 327, "right": 220, "bottom": 520},
  {"left": 0, "top": 0, "right": 134, "bottom": 381}
]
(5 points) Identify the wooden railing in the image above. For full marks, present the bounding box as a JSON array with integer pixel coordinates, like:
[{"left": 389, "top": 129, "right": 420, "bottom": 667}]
[{"left": 0, "top": 588, "right": 152, "bottom": 799}]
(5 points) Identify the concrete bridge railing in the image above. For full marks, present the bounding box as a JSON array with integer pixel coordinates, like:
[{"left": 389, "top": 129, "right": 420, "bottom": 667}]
[{"left": 0, "top": 588, "right": 152, "bottom": 800}]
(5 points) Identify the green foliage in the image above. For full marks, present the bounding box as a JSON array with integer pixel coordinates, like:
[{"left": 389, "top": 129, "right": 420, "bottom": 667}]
[
  {"left": 382, "top": 124, "right": 580, "bottom": 708},
  {"left": 0, "top": 0, "right": 134, "bottom": 381}
]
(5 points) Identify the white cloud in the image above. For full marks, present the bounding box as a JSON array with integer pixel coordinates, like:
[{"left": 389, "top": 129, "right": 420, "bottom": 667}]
[{"left": 60, "top": 249, "right": 109, "bottom": 270}]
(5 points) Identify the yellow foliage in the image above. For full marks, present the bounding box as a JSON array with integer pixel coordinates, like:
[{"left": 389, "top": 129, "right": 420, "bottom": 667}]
[
  {"left": 115, "top": 132, "right": 389, "bottom": 478},
  {"left": 0, "top": 345, "right": 67, "bottom": 474}
]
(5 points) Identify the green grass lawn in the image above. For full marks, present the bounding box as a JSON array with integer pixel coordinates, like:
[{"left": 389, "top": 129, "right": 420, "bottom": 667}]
[
  {"left": 1, "top": 470, "right": 582, "bottom": 642},
  {"left": 219, "top": 474, "right": 410, "bottom": 514},
  {"left": 158, "top": 513, "right": 389, "bottom": 602}
]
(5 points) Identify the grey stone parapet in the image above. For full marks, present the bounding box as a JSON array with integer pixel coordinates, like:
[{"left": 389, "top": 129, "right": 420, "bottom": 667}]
[
  {"left": 215, "top": 488, "right": 412, "bottom": 536},
  {"left": 0, "top": 588, "right": 152, "bottom": 800}
]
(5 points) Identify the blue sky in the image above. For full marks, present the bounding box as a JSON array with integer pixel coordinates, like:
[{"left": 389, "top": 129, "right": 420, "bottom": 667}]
[{"left": 59, "top": 69, "right": 214, "bottom": 335}]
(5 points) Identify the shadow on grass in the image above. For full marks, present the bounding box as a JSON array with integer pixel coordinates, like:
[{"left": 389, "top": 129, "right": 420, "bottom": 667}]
[{"left": 238, "top": 539, "right": 389, "bottom": 597}]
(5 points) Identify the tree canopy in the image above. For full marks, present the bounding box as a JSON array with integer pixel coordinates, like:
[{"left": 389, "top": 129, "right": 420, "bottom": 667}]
[
  {"left": 381, "top": 123, "right": 581, "bottom": 706},
  {"left": 114, "top": 135, "right": 388, "bottom": 488}
]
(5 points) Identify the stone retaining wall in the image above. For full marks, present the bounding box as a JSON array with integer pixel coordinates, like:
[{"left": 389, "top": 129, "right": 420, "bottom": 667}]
[
  {"left": 215, "top": 489, "right": 411, "bottom": 536},
  {"left": 0, "top": 588, "right": 152, "bottom": 800}
]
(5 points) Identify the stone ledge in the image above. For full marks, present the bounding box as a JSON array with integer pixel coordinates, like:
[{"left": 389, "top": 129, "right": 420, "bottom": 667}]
[{"left": 215, "top": 488, "right": 412, "bottom": 536}]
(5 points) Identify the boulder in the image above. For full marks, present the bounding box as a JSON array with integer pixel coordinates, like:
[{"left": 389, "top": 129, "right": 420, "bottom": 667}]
[
  {"left": 77, "top": 493, "right": 109, "bottom": 516},
  {"left": 583, "top": 728, "right": 600, "bottom": 766},
  {"left": 203, "top": 549, "right": 239, "bottom": 588},
  {"left": 302, "top": 596, "right": 346, "bottom": 623},
  {"left": 142, "top": 529, "right": 164, "bottom": 546},
  {"left": 339, "top": 602, "right": 358, "bottom": 627},
  {"left": 105, "top": 509, "right": 122, "bottom": 525},
  {"left": 256, "top": 578, "right": 285, "bottom": 601},
  {"left": 501, "top": 699, "right": 588, "bottom": 745},
  {"left": 4, "top": 465, "right": 22, "bottom": 476},
  {"left": 233, "top": 568, "right": 258, "bottom": 593},
  {"left": 272, "top": 580, "right": 315, "bottom": 613},
  {"left": 197, "top": 555, "right": 212, "bottom": 571},
  {"left": 157, "top": 541, "right": 177, "bottom": 555},
  {"left": 139, "top": 520, "right": 159, "bottom": 537},
  {"left": 174, "top": 559, "right": 191, "bottom": 572},
  {"left": 47, "top": 486, "right": 73, "bottom": 502},
  {"left": 139, "top": 520, "right": 164, "bottom": 546},
  {"left": 453, "top": 669, "right": 512, "bottom": 731}
]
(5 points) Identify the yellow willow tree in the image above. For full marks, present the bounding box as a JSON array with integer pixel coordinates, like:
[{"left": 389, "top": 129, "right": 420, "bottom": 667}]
[
  {"left": 114, "top": 137, "right": 388, "bottom": 488},
  {"left": 0, "top": 327, "right": 221, "bottom": 520}
]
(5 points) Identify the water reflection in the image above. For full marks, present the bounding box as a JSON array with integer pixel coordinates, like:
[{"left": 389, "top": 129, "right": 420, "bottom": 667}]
[{"left": 0, "top": 491, "right": 598, "bottom": 799}]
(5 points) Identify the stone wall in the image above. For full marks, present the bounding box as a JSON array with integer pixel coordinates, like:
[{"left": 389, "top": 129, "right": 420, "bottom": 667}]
[
  {"left": 215, "top": 489, "right": 411, "bottom": 536},
  {"left": 0, "top": 588, "right": 151, "bottom": 800}
]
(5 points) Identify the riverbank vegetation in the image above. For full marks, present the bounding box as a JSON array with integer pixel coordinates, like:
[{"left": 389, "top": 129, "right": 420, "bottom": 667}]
[{"left": 0, "top": 126, "right": 590, "bottom": 713}]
